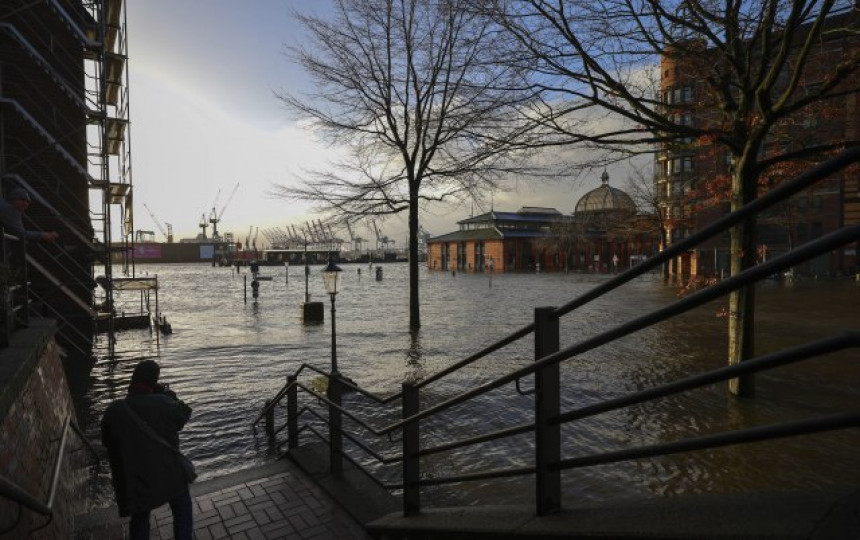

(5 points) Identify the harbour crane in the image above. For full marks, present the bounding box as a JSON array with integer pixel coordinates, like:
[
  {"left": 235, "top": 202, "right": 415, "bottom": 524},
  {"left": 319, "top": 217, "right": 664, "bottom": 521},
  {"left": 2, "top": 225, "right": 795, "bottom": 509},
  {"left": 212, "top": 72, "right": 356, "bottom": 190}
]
[
  {"left": 305, "top": 222, "right": 319, "bottom": 244},
  {"left": 344, "top": 221, "right": 365, "bottom": 252},
  {"left": 244, "top": 225, "right": 253, "bottom": 251},
  {"left": 251, "top": 226, "right": 260, "bottom": 253},
  {"left": 371, "top": 220, "right": 391, "bottom": 250},
  {"left": 209, "top": 182, "right": 239, "bottom": 240},
  {"left": 199, "top": 214, "right": 208, "bottom": 239},
  {"left": 142, "top": 203, "right": 173, "bottom": 242}
]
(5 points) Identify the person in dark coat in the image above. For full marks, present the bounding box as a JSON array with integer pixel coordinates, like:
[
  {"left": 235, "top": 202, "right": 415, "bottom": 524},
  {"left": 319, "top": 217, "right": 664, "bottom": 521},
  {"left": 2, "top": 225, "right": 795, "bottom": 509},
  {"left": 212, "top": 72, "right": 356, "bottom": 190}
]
[
  {"left": 0, "top": 187, "right": 58, "bottom": 242},
  {"left": 101, "top": 360, "right": 193, "bottom": 540}
]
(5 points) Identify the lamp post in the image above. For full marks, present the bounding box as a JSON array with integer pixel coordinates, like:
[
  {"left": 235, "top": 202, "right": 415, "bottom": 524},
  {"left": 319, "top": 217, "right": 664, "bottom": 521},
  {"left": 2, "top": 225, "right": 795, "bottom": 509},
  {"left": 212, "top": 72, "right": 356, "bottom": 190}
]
[
  {"left": 322, "top": 257, "right": 343, "bottom": 374},
  {"left": 321, "top": 256, "right": 343, "bottom": 474}
]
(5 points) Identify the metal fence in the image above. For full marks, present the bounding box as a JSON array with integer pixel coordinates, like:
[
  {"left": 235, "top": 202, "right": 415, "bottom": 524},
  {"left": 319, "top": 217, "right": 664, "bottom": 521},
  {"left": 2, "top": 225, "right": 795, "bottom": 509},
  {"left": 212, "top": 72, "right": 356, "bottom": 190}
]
[{"left": 252, "top": 148, "right": 860, "bottom": 516}]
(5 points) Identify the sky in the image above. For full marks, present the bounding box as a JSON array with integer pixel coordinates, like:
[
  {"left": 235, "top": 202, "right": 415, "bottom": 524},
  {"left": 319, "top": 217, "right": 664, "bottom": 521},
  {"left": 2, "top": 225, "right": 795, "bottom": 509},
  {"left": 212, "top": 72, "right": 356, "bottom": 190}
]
[{"left": 124, "top": 0, "right": 633, "bottom": 246}]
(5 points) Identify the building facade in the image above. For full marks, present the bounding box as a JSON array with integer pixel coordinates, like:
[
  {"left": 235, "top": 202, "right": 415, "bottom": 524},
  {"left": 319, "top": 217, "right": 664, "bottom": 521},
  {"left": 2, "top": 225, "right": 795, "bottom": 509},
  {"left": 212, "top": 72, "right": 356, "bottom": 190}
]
[
  {"left": 657, "top": 10, "right": 860, "bottom": 278},
  {"left": 0, "top": 0, "right": 133, "bottom": 361},
  {"left": 427, "top": 173, "right": 660, "bottom": 273}
]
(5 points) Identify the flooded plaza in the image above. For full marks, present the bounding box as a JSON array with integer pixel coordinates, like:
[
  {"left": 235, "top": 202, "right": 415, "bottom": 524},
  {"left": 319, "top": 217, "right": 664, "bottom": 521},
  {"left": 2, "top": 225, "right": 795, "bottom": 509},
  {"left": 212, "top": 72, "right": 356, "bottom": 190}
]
[{"left": 76, "top": 263, "right": 860, "bottom": 509}]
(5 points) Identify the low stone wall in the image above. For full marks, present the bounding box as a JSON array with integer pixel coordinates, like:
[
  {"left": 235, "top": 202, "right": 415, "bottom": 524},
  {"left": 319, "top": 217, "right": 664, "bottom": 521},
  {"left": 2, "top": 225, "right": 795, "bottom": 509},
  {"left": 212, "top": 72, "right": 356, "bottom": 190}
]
[{"left": 0, "top": 320, "right": 88, "bottom": 539}]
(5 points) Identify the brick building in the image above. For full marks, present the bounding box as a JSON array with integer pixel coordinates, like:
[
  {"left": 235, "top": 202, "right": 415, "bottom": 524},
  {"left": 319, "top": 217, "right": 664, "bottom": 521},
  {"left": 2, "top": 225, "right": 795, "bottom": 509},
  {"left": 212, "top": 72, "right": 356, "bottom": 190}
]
[
  {"left": 657, "top": 10, "right": 860, "bottom": 278},
  {"left": 427, "top": 172, "right": 659, "bottom": 273}
]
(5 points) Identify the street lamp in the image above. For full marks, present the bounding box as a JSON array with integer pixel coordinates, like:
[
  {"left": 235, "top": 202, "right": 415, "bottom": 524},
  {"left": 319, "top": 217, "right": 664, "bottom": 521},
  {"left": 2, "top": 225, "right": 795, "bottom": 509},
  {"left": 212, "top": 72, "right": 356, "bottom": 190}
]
[{"left": 322, "top": 257, "right": 343, "bottom": 374}]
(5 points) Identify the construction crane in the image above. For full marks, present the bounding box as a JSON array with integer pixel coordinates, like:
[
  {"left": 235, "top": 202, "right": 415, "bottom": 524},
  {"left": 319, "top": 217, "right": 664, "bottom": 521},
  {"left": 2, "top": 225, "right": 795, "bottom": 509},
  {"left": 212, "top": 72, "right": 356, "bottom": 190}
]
[
  {"left": 142, "top": 203, "right": 173, "bottom": 242},
  {"left": 209, "top": 182, "right": 239, "bottom": 240}
]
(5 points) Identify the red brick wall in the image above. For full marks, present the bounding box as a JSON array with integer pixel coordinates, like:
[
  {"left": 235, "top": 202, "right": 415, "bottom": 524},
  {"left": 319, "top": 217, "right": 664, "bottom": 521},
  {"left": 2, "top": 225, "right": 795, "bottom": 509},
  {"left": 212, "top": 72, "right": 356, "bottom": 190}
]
[{"left": 0, "top": 331, "right": 87, "bottom": 539}]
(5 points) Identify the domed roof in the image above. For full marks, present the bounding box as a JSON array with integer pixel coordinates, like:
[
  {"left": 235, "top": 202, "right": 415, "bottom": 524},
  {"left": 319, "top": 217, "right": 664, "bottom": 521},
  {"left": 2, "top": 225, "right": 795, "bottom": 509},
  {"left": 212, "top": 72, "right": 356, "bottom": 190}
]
[{"left": 574, "top": 170, "right": 637, "bottom": 214}]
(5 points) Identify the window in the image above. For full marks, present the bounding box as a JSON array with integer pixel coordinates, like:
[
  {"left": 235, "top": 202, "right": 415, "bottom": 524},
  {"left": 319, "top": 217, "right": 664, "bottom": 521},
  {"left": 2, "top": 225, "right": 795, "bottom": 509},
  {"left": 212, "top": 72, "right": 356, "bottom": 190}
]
[
  {"left": 682, "top": 85, "right": 693, "bottom": 103},
  {"left": 682, "top": 156, "right": 694, "bottom": 173}
]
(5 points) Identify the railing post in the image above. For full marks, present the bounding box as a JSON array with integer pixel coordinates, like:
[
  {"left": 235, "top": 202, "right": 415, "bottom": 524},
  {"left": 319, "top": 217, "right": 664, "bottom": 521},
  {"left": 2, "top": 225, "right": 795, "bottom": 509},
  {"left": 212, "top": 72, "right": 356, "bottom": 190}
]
[
  {"left": 17, "top": 237, "right": 27, "bottom": 327},
  {"left": 534, "top": 306, "right": 560, "bottom": 515},
  {"left": 402, "top": 381, "right": 420, "bottom": 515},
  {"left": 264, "top": 399, "right": 274, "bottom": 440},
  {"left": 287, "top": 375, "right": 298, "bottom": 449},
  {"left": 328, "top": 374, "right": 343, "bottom": 475}
]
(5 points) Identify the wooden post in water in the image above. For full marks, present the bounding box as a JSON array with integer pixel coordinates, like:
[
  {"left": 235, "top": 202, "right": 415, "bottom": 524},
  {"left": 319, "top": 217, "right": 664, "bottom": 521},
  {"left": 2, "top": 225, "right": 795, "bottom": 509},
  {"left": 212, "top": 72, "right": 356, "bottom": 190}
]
[{"left": 534, "top": 306, "right": 560, "bottom": 516}]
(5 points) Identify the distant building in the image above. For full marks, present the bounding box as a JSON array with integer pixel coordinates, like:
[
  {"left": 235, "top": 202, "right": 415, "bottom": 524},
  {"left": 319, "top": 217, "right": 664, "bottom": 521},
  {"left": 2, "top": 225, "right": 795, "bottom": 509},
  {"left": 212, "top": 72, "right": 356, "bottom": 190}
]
[{"left": 426, "top": 172, "right": 659, "bottom": 272}]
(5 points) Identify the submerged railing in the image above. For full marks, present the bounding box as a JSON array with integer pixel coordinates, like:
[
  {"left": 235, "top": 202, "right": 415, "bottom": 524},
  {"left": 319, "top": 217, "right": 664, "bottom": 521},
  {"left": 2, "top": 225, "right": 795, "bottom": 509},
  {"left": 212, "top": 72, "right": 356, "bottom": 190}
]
[{"left": 252, "top": 148, "right": 860, "bottom": 516}]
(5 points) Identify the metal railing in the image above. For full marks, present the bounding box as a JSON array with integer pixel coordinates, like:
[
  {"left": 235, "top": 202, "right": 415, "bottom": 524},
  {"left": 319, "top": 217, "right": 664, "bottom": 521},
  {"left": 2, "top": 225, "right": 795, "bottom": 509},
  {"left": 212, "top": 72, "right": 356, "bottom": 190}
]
[
  {"left": 1, "top": 230, "right": 30, "bottom": 348},
  {"left": 252, "top": 148, "right": 860, "bottom": 516},
  {"left": 0, "top": 416, "right": 99, "bottom": 534}
]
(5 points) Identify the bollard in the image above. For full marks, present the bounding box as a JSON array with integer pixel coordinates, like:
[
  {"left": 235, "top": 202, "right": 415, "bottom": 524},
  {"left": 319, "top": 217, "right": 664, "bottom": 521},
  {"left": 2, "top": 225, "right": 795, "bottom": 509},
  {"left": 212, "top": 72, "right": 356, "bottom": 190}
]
[
  {"left": 534, "top": 307, "right": 560, "bottom": 516},
  {"left": 244, "top": 275, "right": 247, "bottom": 304},
  {"left": 376, "top": 266, "right": 383, "bottom": 281},
  {"left": 402, "top": 381, "right": 420, "bottom": 515}
]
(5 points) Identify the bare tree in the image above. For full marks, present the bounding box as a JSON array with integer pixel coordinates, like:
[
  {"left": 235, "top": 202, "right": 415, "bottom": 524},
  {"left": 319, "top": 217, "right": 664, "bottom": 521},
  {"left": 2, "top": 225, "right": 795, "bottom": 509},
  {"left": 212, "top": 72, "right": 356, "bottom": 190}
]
[
  {"left": 274, "top": 0, "right": 538, "bottom": 329},
  {"left": 625, "top": 166, "right": 672, "bottom": 278},
  {"left": 491, "top": 0, "right": 860, "bottom": 395}
]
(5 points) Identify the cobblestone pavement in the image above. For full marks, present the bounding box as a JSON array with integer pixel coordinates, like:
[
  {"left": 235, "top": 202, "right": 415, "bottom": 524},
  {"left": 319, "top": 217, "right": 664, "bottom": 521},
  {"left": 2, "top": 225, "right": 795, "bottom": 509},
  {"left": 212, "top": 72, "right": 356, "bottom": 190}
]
[{"left": 75, "top": 461, "right": 372, "bottom": 539}]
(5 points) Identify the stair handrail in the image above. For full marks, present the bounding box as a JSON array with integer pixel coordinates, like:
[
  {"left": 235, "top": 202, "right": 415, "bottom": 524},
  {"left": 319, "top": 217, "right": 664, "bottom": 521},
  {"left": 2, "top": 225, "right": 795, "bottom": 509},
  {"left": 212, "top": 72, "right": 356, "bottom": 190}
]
[
  {"left": 0, "top": 99, "right": 98, "bottom": 184},
  {"left": 254, "top": 148, "right": 860, "bottom": 516},
  {"left": 256, "top": 146, "right": 860, "bottom": 416},
  {"left": 5, "top": 174, "right": 99, "bottom": 250}
]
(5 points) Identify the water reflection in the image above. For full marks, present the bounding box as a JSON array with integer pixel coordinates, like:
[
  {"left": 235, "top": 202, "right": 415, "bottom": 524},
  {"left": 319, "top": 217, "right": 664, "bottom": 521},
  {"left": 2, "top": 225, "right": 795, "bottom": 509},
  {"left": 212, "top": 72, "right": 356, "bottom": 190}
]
[{"left": 78, "top": 264, "right": 859, "bottom": 509}]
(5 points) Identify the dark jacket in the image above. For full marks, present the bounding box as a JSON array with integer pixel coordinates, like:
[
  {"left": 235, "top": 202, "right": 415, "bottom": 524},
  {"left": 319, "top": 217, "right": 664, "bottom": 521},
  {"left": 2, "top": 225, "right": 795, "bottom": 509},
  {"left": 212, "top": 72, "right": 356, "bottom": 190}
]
[{"left": 101, "top": 391, "right": 192, "bottom": 516}]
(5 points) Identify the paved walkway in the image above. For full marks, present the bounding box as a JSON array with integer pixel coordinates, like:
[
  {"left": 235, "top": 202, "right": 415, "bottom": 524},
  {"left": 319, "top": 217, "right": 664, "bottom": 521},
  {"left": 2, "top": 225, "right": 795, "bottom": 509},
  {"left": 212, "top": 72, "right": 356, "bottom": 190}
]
[{"left": 75, "top": 460, "right": 372, "bottom": 540}]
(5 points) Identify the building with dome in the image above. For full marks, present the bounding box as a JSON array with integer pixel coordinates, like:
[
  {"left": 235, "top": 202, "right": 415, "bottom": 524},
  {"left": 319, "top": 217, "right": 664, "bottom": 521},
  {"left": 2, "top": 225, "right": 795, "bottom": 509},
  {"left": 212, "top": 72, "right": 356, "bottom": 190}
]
[{"left": 426, "top": 172, "right": 659, "bottom": 272}]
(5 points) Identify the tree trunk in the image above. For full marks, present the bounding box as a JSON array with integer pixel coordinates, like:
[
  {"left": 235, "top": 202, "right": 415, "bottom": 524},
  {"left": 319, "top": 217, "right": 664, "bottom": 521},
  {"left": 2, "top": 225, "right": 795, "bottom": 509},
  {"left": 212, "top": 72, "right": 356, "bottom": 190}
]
[
  {"left": 408, "top": 194, "right": 421, "bottom": 330},
  {"left": 727, "top": 163, "right": 758, "bottom": 397}
]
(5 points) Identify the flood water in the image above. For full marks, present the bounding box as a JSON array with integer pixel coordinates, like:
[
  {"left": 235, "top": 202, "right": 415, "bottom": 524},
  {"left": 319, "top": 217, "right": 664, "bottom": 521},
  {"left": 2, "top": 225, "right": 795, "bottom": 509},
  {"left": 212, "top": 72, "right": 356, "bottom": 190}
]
[{"left": 76, "top": 263, "right": 860, "bottom": 510}]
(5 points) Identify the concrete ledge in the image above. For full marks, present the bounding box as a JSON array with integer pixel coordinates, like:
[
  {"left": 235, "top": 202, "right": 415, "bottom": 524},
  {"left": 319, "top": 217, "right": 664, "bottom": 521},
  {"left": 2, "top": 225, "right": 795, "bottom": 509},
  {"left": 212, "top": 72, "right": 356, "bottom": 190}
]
[
  {"left": 0, "top": 319, "right": 56, "bottom": 421},
  {"left": 367, "top": 487, "right": 860, "bottom": 539}
]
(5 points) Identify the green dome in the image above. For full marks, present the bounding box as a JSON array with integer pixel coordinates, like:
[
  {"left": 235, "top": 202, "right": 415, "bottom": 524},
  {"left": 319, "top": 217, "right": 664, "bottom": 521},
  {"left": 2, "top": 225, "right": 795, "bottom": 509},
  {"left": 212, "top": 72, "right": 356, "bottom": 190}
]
[{"left": 574, "top": 170, "right": 636, "bottom": 214}]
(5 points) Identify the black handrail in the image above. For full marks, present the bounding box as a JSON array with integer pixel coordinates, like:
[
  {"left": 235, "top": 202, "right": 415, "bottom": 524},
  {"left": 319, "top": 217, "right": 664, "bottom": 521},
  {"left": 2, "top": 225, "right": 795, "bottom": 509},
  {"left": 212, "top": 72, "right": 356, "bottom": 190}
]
[
  {"left": 255, "top": 147, "right": 860, "bottom": 418},
  {"left": 261, "top": 225, "right": 858, "bottom": 440},
  {"left": 254, "top": 148, "right": 860, "bottom": 516},
  {"left": 1, "top": 229, "right": 29, "bottom": 347}
]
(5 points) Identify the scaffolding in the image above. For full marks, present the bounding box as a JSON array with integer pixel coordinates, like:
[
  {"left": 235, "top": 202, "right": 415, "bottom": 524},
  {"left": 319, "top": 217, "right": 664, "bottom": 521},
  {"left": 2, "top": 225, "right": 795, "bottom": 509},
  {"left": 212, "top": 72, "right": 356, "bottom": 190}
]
[
  {"left": 0, "top": 0, "right": 143, "bottom": 363},
  {"left": 84, "top": 0, "right": 154, "bottom": 360}
]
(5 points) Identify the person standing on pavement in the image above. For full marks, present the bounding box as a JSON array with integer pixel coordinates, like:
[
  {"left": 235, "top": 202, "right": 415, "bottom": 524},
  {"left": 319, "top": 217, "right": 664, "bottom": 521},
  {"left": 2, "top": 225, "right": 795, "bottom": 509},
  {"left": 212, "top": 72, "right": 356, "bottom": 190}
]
[{"left": 101, "top": 360, "right": 194, "bottom": 540}]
